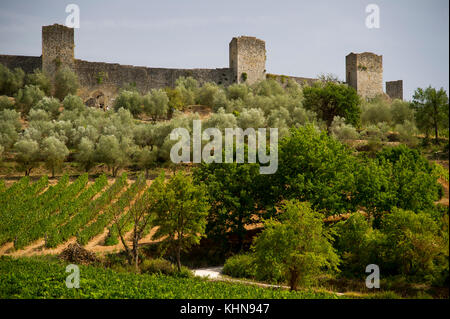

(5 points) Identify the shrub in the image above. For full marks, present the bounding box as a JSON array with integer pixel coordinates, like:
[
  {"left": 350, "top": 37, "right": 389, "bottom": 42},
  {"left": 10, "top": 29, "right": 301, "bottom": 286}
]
[
  {"left": 26, "top": 69, "right": 51, "bottom": 96},
  {"left": 391, "top": 99, "right": 414, "bottom": 125},
  {"left": 62, "top": 94, "right": 85, "bottom": 112},
  {"left": 237, "top": 107, "right": 266, "bottom": 130},
  {"left": 226, "top": 83, "right": 249, "bottom": 101},
  {"left": 0, "top": 65, "right": 25, "bottom": 96},
  {"left": 54, "top": 67, "right": 79, "bottom": 100},
  {"left": 330, "top": 116, "right": 360, "bottom": 141},
  {"left": 380, "top": 207, "right": 448, "bottom": 283},
  {"left": 223, "top": 254, "right": 257, "bottom": 279},
  {"left": 361, "top": 97, "right": 392, "bottom": 125},
  {"left": 32, "top": 96, "right": 60, "bottom": 119},
  {"left": 394, "top": 120, "right": 419, "bottom": 147},
  {"left": 113, "top": 90, "right": 142, "bottom": 117},
  {"left": 0, "top": 95, "right": 14, "bottom": 111},
  {"left": 142, "top": 89, "right": 169, "bottom": 121},
  {"left": 196, "top": 82, "right": 220, "bottom": 107},
  {"left": 15, "top": 84, "right": 45, "bottom": 115},
  {"left": 376, "top": 145, "right": 442, "bottom": 212},
  {"left": 140, "top": 258, "right": 192, "bottom": 278}
]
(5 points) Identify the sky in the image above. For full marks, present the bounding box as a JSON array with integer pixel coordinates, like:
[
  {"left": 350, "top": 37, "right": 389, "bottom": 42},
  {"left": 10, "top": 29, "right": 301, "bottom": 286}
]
[{"left": 0, "top": 0, "right": 448, "bottom": 100}]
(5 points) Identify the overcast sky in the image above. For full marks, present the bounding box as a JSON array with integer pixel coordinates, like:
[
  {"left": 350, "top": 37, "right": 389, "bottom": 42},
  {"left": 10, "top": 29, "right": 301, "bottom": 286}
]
[{"left": 0, "top": 0, "right": 448, "bottom": 100}]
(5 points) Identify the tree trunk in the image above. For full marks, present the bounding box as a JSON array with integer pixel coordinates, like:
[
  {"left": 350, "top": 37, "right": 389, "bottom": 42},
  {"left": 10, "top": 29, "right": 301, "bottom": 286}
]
[
  {"left": 176, "top": 244, "right": 182, "bottom": 272},
  {"left": 145, "top": 168, "right": 149, "bottom": 179},
  {"left": 51, "top": 167, "right": 55, "bottom": 178},
  {"left": 434, "top": 123, "right": 439, "bottom": 144},
  {"left": 289, "top": 268, "right": 299, "bottom": 291}
]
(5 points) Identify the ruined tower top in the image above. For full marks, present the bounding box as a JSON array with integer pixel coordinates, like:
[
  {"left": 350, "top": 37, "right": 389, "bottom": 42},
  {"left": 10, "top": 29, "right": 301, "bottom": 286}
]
[
  {"left": 42, "top": 24, "right": 75, "bottom": 76},
  {"left": 229, "top": 36, "right": 266, "bottom": 85},
  {"left": 346, "top": 52, "right": 383, "bottom": 99}
]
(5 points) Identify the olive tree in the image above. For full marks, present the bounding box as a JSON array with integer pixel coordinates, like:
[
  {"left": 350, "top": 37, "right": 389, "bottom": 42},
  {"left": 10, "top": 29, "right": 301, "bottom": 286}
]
[
  {"left": 54, "top": 67, "right": 79, "bottom": 100},
  {"left": 143, "top": 89, "right": 169, "bottom": 122},
  {"left": 14, "top": 138, "right": 40, "bottom": 176},
  {"left": 41, "top": 136, "right": 69, "bottom": 177}
]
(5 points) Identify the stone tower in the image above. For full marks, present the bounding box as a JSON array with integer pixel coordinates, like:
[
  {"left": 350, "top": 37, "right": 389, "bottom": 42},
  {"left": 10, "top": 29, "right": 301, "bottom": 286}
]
[
  {"left": 346, "top": 52, "right": 383, "bottom": 99},
  {"left": 42, "top": 24, "right": 75, "bottom": 76},
  {"left": 386, "top": 80, "right": 403, "bottom": 100},
  {"left": 229, "top": 36, "right": 266, "bottom": 85}
]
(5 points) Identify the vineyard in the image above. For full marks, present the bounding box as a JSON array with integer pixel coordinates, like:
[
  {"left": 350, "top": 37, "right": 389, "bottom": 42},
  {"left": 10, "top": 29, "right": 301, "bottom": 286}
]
[
  {"left": 0, "top": 256, "right": 343, "bottom": 299},
  {"left": 0, "top": 173, "right": 150, "bottom": 254}
]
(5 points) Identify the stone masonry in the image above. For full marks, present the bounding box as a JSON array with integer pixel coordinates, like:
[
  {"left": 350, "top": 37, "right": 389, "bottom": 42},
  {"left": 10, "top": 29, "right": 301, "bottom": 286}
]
[
  {"left": 0, "top": 23, "right": 403, "bottom": 104},
  {"left": 386, "top": 80, "right": 403, "bottom": 100}
]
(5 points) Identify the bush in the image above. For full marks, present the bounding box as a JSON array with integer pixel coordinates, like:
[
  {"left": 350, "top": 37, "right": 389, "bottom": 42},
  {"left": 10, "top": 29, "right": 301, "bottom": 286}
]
[
  {"left": 196, "top": 82, "right": 220, "bottom": 107},
  {"left": 142, "top": 89, "right": 169, "bottom": 121},
  {"left": 54, "top": 67, "right": 79, "bottom": 100},
  {"left": 0, "top": 95, "right": 14, "bottom": 111},
  {"left": 140, "top": 258, "right": 192, "bottom": 278},
  {"left": 15, "top": 84, "right": 45, "bottom": 115},
  {"left": 26, "top": 69, "right": 51, "bottom": 96},
  {"left": 330, "top": 116, "right": 360, "bottom": 141},
  {"left": 361, "top": 97, "right": 392, "bottom": 125},
  {"left": 114, "top": 90, "right": 142, "bottom": 117},
  {"left": 391, "top": 99, "right": 415, "bottom": 125},
  {"left": 62, "top": 94, "right": 84, "bottom": 112},
  {"left": 223, "top": 254, "right": 257, "bottom": 279},
  {"left": 0, "top": 65, "right": 25, "bottom": 96},
  {"left": 32, "top": 96, "right": 60, "bottom": 119},
  {"left": 394, "top": 120, "right": 419, "bottom": 147}
]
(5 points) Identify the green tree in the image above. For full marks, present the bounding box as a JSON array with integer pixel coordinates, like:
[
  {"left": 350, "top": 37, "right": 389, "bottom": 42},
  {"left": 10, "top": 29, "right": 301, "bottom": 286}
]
[
  {"left": 14, "top": 138, "right": 40, "bottom": 176},
  {"left": 113, "top": 173, "right": 159, "bottom": 269},
  {"left": 153, "top": 172, "right": 210, "bottom": 271},
  {"left": 0, "top": 109, "right": 21, "bottom": 150},
  {"left": 32, "top": 96, "right": 61, "bottom": 119},
  {"left": 412, "top": 86, "right": 449, "bottom": 143},
  {"left": 142, "top": 89, "right": 169, "bottom": 122},
  {"left": 114, "top": 90, "right": 142, "bottom": 117},
  {"left": 26, "top": 69, "right": 51, "bottom": 96},
  {"left": 0, "top": 65, "right": 25, "bottom": 96},
  {"left": 274, "top": 125, "right": 357, "bottom": 215},
  {"left": 62, "top": 94, "right": 85, "bottom": 112},
  {"left": 380, "top": 207, "right": 447, "bottom": 281},
  {"left": 15, "top": 84, "right": 45, "bottom": 115},
  {"left": 252, "top": 200, "right": 340, "bottom": 290},
  {"left": 194, "top": 160, "right": 268, "bottom": 251},
  {"left": 75, "top": 137, "right": 97, "bottom": 172},
  {"left": 376, "top": 145, "right": 442, "bottom": 213},
  {"left": 53, "top": 67, "right": 79, "bottom": 100},
  {"left": 137, "top": 146, "right": 158, "bottom": 178},
  {"left": 0, "top": 95, "right": 14, "bottom": 111},
  {"left": 41, "top": 136, "right": 69, "bottom": 177},
  {"left": 95, "top": 135, "right": 130, "bottom": 177},
  {"left": 303, "top": 81, "right": 361, "bottom": 131}
]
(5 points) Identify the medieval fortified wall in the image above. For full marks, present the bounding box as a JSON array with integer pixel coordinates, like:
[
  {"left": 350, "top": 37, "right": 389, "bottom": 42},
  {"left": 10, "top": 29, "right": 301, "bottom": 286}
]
[{"left": 0, "top": 23, "right": 403, "bottom": 106}]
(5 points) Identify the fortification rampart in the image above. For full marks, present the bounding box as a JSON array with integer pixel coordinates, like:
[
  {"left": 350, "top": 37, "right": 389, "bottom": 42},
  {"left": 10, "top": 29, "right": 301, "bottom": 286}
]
[
  {"left": 0, "top": 54, "right": 42, "bottom": 73},
  {"left": 0, "top": 23, "right": 404, "bottom": 103},
  {"left": 386, "top": 80, "right": 403, "bottom": 100}
]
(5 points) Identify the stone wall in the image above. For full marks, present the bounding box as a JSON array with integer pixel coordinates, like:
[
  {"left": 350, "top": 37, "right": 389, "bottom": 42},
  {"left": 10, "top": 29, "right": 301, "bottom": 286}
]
[
  {"left": 229, "top": 36, "right": 266, "bottom": 85},
  {"left": 0, "top": 55, "right": 42, "bottom": 73},
  {"left": 75, "top": 59, "right": 234, "bottom": 92},
  {"left": 42, "top": 24, "right": 74, "bottom": 75},
  {"left": 267, "top": 73, "right": 318, "bottom": 87},
  {"left": 386, "top": 80, "right": 403, "bottom": 100},
  {"left": 346, "top": 52, "right": 383, "bottom": 99}
]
